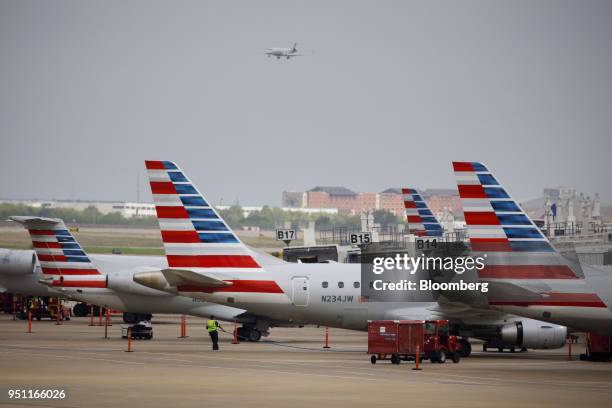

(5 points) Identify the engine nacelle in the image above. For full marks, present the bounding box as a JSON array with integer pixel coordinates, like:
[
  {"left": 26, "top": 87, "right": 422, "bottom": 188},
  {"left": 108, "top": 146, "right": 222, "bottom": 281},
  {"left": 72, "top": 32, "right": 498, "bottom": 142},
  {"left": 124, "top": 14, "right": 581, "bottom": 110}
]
[
  {"left": 106, "top": 270, "right": 171, "bottom": 297},
  {"left": 501, "top": 320, "right": 567, "bottom": 349},
  {"left": 0, "top": 249, "right": 36, "bottom": 276}
]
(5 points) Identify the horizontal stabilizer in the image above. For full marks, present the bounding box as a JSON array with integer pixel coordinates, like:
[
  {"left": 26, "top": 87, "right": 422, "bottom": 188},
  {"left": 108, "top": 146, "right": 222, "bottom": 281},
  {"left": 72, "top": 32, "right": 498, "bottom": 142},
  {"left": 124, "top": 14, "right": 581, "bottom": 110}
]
[
  {"left": 133, "top": 268, "right": 232, "bottom": 292},
  {"left": 9, "top": 216, "right": 61, "bottom": 228},
  {"left": 162, "top": 268, "right": 232, "bottom": 288}
]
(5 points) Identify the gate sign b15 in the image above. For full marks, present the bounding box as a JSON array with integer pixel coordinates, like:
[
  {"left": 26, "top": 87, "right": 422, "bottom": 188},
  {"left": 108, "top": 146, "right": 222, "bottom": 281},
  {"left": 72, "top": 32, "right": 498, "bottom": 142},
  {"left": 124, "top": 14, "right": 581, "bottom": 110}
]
[{"left": 349, "top": 232, "right": 372, "bottom": 245}]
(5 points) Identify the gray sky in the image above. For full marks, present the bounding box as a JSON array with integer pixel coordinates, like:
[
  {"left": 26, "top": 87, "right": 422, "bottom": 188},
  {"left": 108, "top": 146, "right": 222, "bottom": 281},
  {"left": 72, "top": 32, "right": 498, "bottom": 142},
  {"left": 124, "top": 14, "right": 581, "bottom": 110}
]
[{"left": 1, "top": 0, "right": 611, "bottom": 205}]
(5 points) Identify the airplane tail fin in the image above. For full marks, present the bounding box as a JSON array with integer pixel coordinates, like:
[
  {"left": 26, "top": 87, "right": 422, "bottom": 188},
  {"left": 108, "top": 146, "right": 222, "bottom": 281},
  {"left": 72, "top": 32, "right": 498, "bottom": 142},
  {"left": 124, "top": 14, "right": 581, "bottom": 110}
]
[
  {"left": 401, "top": 188, "right": 443, "bottom": 237},
  {"left": 144, "top": 160, "right": 261, "bottom": 271},
  {"left": 452, "top": 162, "right": 554, "bottom": 253},
  {"left": 453, "top": 161, "right": 583, "bottom": 280},
  {"left": 9, "top": 216, "right": 106, "bottom": 287},
  {"left": 292, "top": 42, "right": 297, "bottom": 53}
]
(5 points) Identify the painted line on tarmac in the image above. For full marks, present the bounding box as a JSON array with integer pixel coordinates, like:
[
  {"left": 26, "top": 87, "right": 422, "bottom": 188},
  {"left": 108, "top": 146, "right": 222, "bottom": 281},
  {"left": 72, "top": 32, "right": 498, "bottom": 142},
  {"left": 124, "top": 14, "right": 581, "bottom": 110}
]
[
  {"left": 135, "top": 351, "right": 382, "bottom": 376},
  {"left": 4, "top": 350, "right": 145, "bottom": 366},
  {"left": 431, "top": 372, "right": 611, "bottom": 391}
]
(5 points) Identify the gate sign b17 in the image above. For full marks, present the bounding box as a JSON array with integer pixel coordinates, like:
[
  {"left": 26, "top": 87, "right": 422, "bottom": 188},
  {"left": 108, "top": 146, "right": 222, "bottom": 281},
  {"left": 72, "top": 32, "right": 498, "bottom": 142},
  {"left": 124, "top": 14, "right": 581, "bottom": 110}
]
[{"left": 276, "top": 229, "right": 297, "bottom": 244}]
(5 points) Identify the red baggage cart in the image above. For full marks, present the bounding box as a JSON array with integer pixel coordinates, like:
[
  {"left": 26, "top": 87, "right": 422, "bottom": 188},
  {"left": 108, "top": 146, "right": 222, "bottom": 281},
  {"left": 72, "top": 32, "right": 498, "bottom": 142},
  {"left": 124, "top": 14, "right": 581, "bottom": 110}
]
[
  {"left": 368, "top": 320, "right": 424, "bottom": 364},
  {"left": 368, "top": 319, "right": 461, "bottom": 364}
]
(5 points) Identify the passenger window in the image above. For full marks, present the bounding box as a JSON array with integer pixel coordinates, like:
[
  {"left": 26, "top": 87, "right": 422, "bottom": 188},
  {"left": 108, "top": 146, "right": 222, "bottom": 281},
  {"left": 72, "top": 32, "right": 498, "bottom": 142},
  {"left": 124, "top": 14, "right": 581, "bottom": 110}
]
[
  {"left": 353, "top": 282, "right": 360, "bottom": 288},
  {"left": 338, "top": 281, "right": 344, "bottom": 288},
  {"left": 322, "top": 281, "right": 328, "bottom": 288}
]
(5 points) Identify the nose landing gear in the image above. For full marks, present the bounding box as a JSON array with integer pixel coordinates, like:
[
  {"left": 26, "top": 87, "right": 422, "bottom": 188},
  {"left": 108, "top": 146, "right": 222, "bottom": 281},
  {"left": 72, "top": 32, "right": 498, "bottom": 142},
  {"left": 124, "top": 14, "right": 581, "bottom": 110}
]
[{"left": 237, "top": 326, "right": 262, "bottom": 342}]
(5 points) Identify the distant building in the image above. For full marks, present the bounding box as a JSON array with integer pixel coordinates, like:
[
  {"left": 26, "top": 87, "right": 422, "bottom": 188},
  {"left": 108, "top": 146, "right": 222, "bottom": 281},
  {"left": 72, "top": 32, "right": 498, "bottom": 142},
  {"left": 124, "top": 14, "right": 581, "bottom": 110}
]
[
  {"left": 420, "top": 189, "right": 462, "bottom": 217},
  {"left": 111, "top": 202, "right": 156, "bottom": 218},
  {"left": 307, "top": 186, "right": 358, "bottom": 213},
  {"left": 281, "top": 186, "right": 462, "bottom": 218},
  {"left": 215, "top": 205, "right": 338, "bottom": 218},
  {"left": 378, "top": 188, "right": 404, "bottom": 217},
  {"left": 282, "top": 191, "right": 307, "bottom": 208},
  {"left": 0, "top": 199, "right": 155, "bottom": 218}
]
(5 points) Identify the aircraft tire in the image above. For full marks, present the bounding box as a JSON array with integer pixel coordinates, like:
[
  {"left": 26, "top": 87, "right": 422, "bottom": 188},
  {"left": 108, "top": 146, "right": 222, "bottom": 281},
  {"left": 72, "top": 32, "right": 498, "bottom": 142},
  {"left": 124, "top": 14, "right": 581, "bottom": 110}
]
[
  {"left": 437, "top": 349, "right": 447, "bottom": 364},
  {"left": 248, "top": 329, "right": 262, "bottom": 342},
  {"left": 452, "top": 352, "right": 461, "bottom": 363},
  {"left": 459, "top": 339, "right": 472, "bottom": 357},
  {"left": 72, "top": 303, "right": 88, "bottom": 317}
]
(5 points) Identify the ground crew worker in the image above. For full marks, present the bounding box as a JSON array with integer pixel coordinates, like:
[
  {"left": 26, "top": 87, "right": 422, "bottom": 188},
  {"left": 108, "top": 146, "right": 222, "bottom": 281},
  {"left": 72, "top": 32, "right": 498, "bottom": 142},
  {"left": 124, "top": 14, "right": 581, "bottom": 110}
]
[{"left": 206, "top": 316, "right": 221, "bottom": 350}]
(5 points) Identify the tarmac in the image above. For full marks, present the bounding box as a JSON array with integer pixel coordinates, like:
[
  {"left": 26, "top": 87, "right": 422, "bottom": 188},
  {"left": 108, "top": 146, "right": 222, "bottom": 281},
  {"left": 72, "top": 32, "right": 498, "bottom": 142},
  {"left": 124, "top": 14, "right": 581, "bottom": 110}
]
[{"left": 1, "top": 314, "right": 611, "bottom": 408}]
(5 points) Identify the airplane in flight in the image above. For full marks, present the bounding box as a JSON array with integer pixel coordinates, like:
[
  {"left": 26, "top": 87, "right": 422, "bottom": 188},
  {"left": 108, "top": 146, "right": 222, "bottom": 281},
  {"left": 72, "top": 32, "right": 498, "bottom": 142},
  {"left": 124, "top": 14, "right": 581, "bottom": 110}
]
[
  {"left": 133, "top": 160, "right": 568, "bottom": 353},
  {"left": 265, "top": 43, "right": 301, "bottom": 59},
  {"left": 452, "top": 161, "right": 612, "bottom": 335}
]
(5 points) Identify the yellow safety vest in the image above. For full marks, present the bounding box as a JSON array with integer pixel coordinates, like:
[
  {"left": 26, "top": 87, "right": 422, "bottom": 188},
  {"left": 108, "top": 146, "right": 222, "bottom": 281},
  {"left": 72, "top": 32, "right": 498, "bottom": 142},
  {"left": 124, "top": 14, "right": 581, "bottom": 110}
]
[{"left": 207, "top": 320, "right": 218, "bottom": 332}]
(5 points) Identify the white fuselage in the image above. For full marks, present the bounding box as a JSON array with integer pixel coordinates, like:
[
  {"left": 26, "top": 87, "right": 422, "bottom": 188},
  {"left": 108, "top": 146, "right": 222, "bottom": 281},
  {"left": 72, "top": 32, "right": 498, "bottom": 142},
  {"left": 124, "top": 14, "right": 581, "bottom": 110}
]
[
  {"left": 172, "top": 259, "right": 612, "bottom": 334},
  {"left": 174, "top": 261, "right": 450, "bottom": 330}
]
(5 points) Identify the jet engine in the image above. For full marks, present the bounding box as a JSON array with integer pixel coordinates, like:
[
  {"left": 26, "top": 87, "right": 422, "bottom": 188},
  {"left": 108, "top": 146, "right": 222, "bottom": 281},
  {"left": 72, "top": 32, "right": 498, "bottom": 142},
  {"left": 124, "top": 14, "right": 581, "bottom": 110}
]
[
  {"left": 500, "top": 320, "right": 567, "bottom": 349},
  {"left": 0, "top": 249, "right": 36, "bottom": 276}
]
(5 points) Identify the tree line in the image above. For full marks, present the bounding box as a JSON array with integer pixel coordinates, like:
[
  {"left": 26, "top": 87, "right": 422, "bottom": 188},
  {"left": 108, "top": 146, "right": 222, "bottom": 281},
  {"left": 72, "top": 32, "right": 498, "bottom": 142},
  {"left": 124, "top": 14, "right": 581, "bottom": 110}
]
[{"left": 0, "top": 202, "right": 403, "bottom": 230}]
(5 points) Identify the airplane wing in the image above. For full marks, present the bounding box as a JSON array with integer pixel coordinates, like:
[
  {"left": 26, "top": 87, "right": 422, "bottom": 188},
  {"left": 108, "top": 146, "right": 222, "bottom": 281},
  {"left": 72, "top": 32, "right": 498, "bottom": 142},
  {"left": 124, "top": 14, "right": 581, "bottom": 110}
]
[
  {"left": 430, "top": 301, "right": 507, "bottom": 319},
  {"left": 486, "top": 280, "right": 552, "bottom": 302},
  {"left": 161, "top": 268, "right": 232, "bottom": 288}
]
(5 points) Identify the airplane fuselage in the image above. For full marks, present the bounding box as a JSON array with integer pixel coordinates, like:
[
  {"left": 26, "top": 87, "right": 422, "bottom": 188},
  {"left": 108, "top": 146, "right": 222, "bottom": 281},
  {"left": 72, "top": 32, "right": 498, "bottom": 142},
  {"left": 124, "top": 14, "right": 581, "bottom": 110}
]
[{"left": 172, "top": 260, "right": 612, "bottom": 334}]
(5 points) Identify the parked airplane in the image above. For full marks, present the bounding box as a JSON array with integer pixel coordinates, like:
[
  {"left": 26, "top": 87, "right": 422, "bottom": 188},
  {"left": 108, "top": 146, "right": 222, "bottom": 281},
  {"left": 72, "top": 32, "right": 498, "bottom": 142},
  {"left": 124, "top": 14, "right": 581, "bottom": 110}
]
[
  {"left": 4, "top": 217, "right": 264, "bottom": 329},
  {"left": 265, "top": 43, "right": 301, "bottom": 59},
  {"left": 403, "top": 188, "right": 444, "bottom": 237},
  {"left": 452, "top": 161, "right": 612, "bottom": 335},
  {"left": 133, "top": 160, "right": 567, "bottom": 352}
]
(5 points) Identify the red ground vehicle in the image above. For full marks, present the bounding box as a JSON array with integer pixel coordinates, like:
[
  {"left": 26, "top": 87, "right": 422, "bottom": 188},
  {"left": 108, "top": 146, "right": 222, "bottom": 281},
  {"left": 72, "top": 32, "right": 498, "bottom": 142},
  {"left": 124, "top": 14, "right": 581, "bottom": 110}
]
[
  {"left": 423, "top": 320, "right": 461, "bottom": 363},
  {"left": 580, "top": 333, "right": 612, "bottom": 362},
  {"left": 368, "top": 319, "right": 461, "bottom": 364}
]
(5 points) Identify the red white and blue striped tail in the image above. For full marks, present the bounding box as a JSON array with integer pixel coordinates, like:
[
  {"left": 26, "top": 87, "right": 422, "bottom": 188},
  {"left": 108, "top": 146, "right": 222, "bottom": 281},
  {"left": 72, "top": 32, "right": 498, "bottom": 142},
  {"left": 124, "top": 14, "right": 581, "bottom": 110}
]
[
  {"left": 145, "top": 160, "right": 261, "bottom": 271},
  {"left": 453, "top": 162, "right": 554, "bottom": 253},
  {"left": 9, "top": 216, "right": 106, "bottom": 288},
  {"left": 402, "top": 188, "right": 443, "bottom": 237}
]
